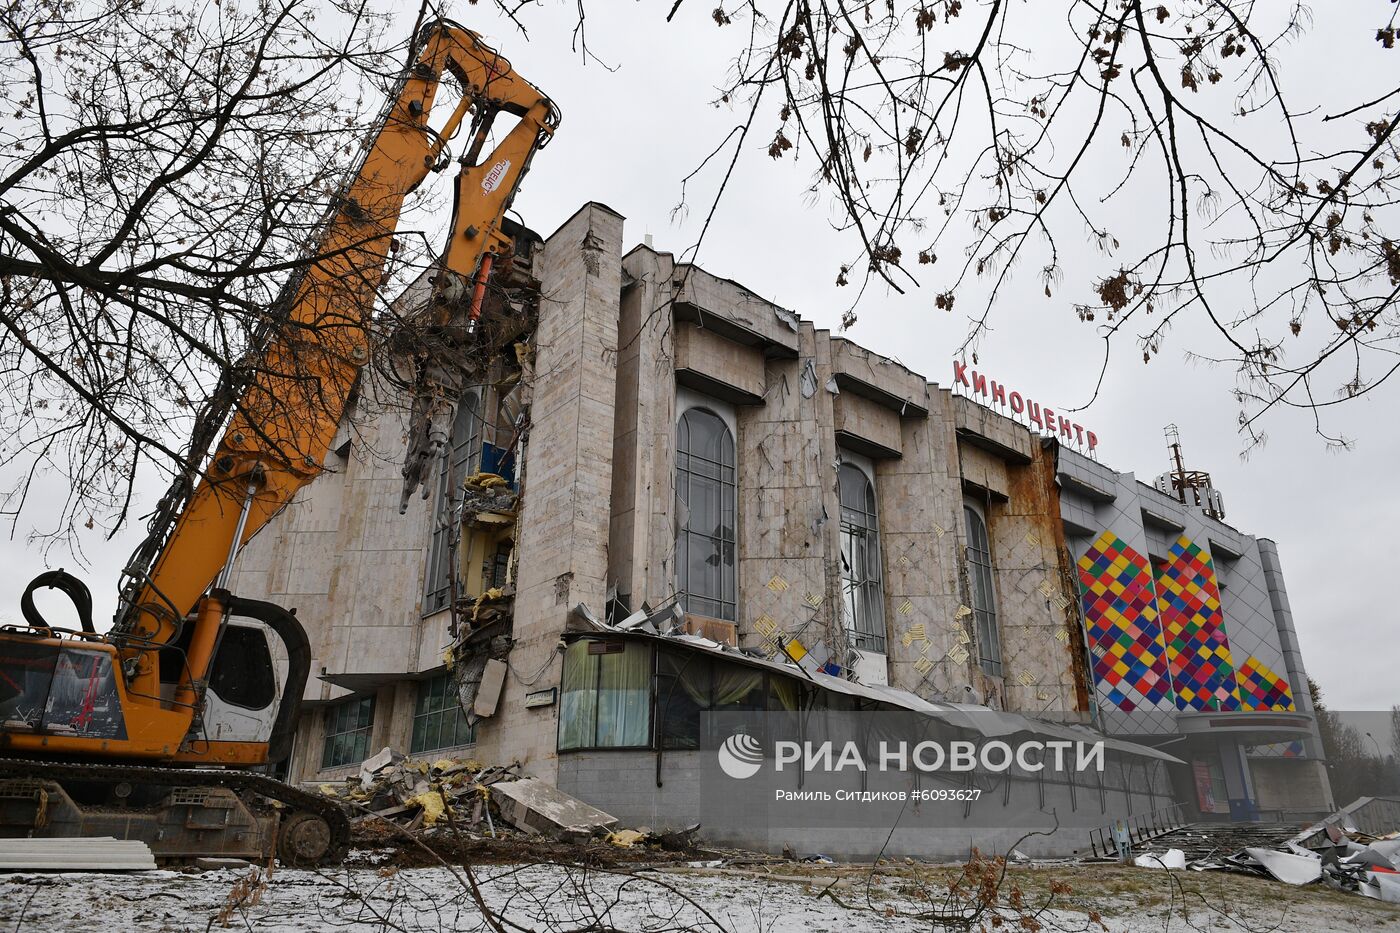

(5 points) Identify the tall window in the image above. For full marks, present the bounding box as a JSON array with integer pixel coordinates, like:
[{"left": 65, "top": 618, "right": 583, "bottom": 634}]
[
  {"left": 322, "top": 695, "right": 375, "bottom": 769},
  {"left": 558, "top": 640, "right": 652, "bottom": 750},
  {"left": 838, "top": 463, "right": 886, "bottom": 653},
  {"left": 963, "top": 504, "right": 1002, "bottom": 676},
  {"left": 412, "top": 672, "right": 475, "bottom": 754},
  {"left": 676, "top": 407, "right": 736, "bottom": 621},
  {"left": 425, "top": 391, "right": 482, "bottom": 614}
]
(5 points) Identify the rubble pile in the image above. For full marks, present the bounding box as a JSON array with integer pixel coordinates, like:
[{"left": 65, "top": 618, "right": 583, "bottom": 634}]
[
  {"left": 314, "top": 748, "right": 703, "bottom": 863},
  {"left": 1132, "top": 812, "right": 1400, "bottom": 903},
  {"left": 316, "top": 747, "right": 522, "bottom": 837}
]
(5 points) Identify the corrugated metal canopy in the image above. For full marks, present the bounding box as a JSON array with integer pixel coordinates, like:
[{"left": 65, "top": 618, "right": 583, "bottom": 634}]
[{"left": 569, "top": 621, "right": 1181, "bottom": 764}]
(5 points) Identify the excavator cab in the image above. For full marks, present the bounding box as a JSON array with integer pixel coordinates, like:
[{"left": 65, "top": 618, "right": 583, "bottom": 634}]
[{"left": 0, "top": 584, "right": 332, "bottom": 863}]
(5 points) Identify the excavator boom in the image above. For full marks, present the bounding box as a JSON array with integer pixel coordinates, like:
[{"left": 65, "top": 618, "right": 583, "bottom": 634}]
[{"left": 0, "top": 20, "right": 556, "bottom": 864}]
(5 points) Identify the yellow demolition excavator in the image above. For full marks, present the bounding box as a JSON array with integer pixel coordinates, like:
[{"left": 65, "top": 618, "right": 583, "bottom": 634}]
[{"left": 0, "top": 20, "right": 557, "bottom": 864}]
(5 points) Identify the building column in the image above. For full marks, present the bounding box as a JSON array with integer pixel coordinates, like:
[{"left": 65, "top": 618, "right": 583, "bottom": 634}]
[{"left": 473, "top": 203, "right": 624, "bottom": 780}]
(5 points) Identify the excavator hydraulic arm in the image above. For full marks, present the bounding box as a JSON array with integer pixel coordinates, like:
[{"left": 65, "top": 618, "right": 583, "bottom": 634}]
[{"left": 96, "top": 20, "right": 558, "bottom": 743}]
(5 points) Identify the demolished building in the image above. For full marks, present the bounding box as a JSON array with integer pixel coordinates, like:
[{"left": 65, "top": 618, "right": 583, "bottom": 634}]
[{"left": 225, "top": 202, "right": 1334, "bottom": 857}]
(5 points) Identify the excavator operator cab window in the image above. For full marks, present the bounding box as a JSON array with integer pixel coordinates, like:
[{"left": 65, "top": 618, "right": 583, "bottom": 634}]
[
  {"left": 159, "top": 620, "right": 276, "bottom": 710},
  {"left": 158, "top": 621, "right": 196, "bottom": 687},
  {"left": 209, "top": 624, "right": 276, "bottom": 710}
]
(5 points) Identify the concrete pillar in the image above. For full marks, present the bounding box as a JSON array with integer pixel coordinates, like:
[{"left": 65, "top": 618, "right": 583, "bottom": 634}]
[
  {"left": 613, "top": 246, "right": 678, "bottom": 607},
  {"left": 876, "top": 386, "right": 969, "bottom": 702},
  {"left": 1258, "top": 537, "right": 1334, "bottom": 806},
  {"left": 473, "top": 202, "right": 624, "bottom": 780}
]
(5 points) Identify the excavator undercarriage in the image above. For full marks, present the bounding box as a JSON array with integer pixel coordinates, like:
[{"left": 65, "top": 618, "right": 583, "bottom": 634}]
[{"left": 0, "top": 758, "right": 349, "bottom": 865}]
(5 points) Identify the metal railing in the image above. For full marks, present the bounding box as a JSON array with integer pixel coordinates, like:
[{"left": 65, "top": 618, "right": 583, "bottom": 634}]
[{"left": 1086, "top": 801, "right": 1187, "bottom": 859}]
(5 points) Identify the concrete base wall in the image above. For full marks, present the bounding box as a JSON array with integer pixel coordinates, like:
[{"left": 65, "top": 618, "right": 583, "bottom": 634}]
[
  {"left": 1250, "top": 757, "right": 1335, "bottom": 818},
  {"left": 558, "top": 750, "right": 1174, "bottom": 860}
]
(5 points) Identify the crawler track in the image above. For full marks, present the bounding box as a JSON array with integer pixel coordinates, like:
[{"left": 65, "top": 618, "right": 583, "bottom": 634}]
[{"left": 0, "top": 756, "right": 350, "bottom": 864}]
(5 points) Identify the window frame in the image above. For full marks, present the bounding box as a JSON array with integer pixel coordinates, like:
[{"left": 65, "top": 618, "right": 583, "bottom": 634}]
[
  {"left": 208, "top": 623, "right": 277, "bottom": 710},
  {"left": 424, "top": 390, "right": 483, "bottom": 616},
  {"left": 837, "top": 459, "right": 887, "bottom": 654},
  {"left": 555, "top": 640, "right": 816, "bottom": 753},
  {"left": 321, "top": 695, "right": 375, "bottom": 770},
  {"left": 411, "top": 671, "right": 476, "bottom": 755},
  {"left": 557, "top": 639, "right": 655, "bottom": 751},
  {"left": 654, "top": 647, "right": 810, "bottom": 750},
  {"left": 963, "top": 501, "right": 1003, "bottom": 677},
  {"left": 675, "top": 402, "right": 738, "bottom": 622}
]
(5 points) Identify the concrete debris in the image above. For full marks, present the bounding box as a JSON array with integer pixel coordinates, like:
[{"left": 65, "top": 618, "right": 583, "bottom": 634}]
[
  {"left": 316, "top": 753, "right": 522, "bottom": 837},
  {"left": 315, "top": 753, "right": 688, "bottom": 857},
  {"left": 472, "top": 658, "right": 507, "bottom": 717},
  {"left": 492, "top": 777, "right": 618, "bottom": 841},
  {"left": 359, "top": 746, "right": 404, "bottom": 787}
]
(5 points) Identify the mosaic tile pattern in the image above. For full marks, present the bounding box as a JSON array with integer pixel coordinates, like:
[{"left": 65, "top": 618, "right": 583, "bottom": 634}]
[
  {"left": 1236, "top": 655, "right": 1295, "bottom": 711},
  {"left": 1154, "top": 536, "right": 1240, "bottom": 712},
  {"left": 1247, "top": 740, "right": 1305, "bottom": 759},
  {"left": 1077, "top": 532, "right": 1174, "bottom": 712}
]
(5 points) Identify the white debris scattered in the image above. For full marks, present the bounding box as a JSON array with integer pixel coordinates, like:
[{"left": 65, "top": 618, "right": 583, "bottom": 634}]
[
  {"left": 1134, "top": 848, "right": 1186, "bottom": 870},
  {"left": 1244, "top": 847, "right": 1322, "bottom": 885}
]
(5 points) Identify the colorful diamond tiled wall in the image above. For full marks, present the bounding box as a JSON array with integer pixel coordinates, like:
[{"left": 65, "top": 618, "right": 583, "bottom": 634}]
[
  {"left": 1236, "top": 655, "right": 1295, "bottom": 711},
  {"left": 1247, "top": 740, "right": 1305, "bottom": 759},
  {"left": 1154, "top": 536, "right": 1240, "bottom": 711},
  {"left": 1077, "top": 532, "right": 1174, "bottom": 712}
]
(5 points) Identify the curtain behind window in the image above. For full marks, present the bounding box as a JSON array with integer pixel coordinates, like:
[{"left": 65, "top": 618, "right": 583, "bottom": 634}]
[
  {"left": 658, "top": 650, "right": 712, "bottom": 749},
  {"left": 769, "top": 675, "right": 802, "bottom": 711},
  {"left": 713, "top": 665, "right": 764, "bottom": 708},
  {"left": 558, "top": 642, "right": 598, "bottom": 750},
  {"left": 595, "top": 643, "right": 651, "bottom": 746},
  {"left": 558, "top": 640, "right": 651, "bottom": 749}
]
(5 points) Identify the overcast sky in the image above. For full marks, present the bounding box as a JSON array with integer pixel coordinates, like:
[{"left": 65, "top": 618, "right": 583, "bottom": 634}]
[{"left": 4, "top": 1, "right": 1395, "bottom": 714}]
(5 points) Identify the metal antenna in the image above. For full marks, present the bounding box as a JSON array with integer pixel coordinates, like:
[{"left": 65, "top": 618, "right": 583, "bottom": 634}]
[{"left": 1158, "top": 425, "right": 1225, "bottom": 520}]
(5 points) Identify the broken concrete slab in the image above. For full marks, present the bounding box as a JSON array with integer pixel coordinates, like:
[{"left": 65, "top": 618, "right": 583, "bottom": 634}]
[
  {"left": 359, "top": 746, "right": 404, "bottom": 786},
  {"left": 492, "top": 777, "right": 617, "bottom": 839},
  {"left": 473, "top": 659, "right": 506, "bottom": 718}
]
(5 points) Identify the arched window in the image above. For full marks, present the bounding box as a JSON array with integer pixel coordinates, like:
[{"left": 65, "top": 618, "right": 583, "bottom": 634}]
[
  {"left": 425, "top": 391, "right": 482, "bottom": 614},
  {"left": 838, "top": 462, "right": 885, "bottom": 653},
  {"left": 963, "top": 503, "right": 1002, "bottom": 676},
  {"left": 676, "top": 407, "right": 736, "bottom": 621}
]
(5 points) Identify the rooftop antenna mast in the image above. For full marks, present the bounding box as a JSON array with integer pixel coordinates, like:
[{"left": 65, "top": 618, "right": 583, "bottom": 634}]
[{"left": 1157, "top": 425, "right": 1226, "bottom": 521}]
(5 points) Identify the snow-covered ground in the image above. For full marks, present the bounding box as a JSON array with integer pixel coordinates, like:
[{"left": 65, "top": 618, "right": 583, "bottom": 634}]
[{"left": 2, "top": 856, "right": 1398, "bottom": 932}]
